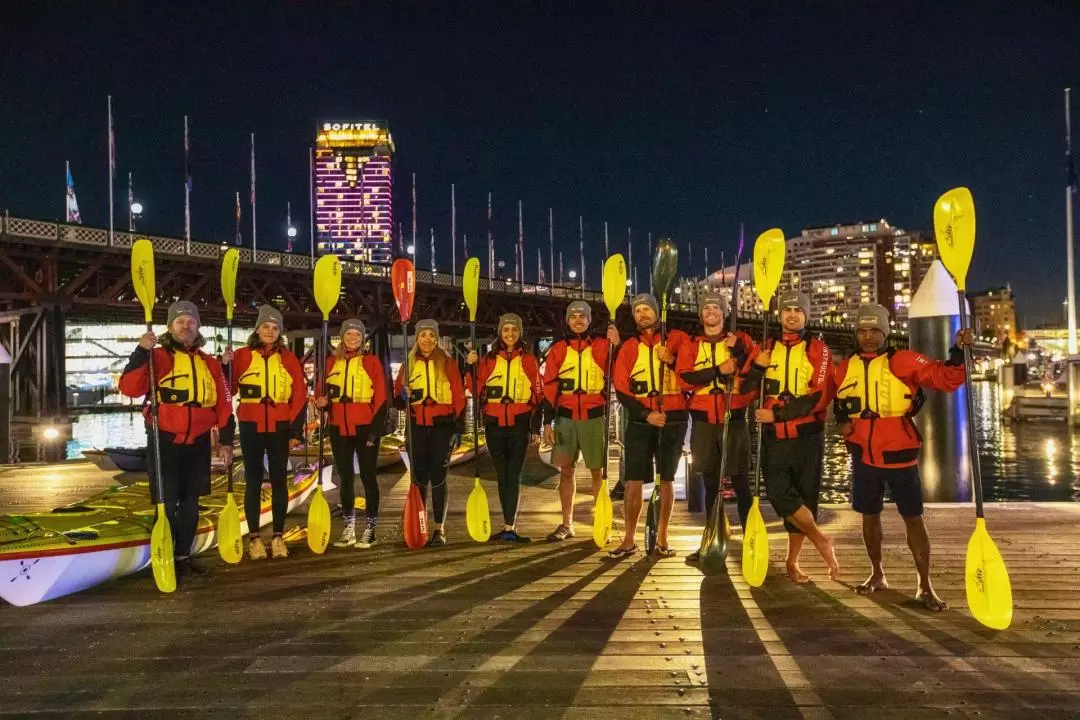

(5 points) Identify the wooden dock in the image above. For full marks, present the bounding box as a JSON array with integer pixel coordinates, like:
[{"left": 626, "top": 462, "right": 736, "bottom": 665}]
[{"left": 2, "top": 457, "right": 1079, "bottom": 719}]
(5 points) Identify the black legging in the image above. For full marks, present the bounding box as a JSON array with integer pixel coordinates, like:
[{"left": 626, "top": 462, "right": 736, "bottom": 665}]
[
  {"left": 240, "top": 420, "right": 291, "bottom": 535},
  {"left": 484, "top": 417, "right": 530, "bottom": 526},
  {"left": 409, "top": 421, "right": 455, "bottom": 525},
  {"left": 703, "top": 472, "right": 751, "bottom": 530},
  {"left": 329, "top": 426, "right": 381, "bottom": 519}
]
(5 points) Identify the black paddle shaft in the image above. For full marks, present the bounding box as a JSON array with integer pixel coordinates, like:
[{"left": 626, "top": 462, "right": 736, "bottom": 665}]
[
  {"left": 226, "top": 320, "right": 234, "bottom": 494},
  {"left": 402, "top": 322, "right": 415, "bottom": 484},
  {"left": 706, "top": 257, "right": 743, "bottom": 534},
  {"left": 470, "top": 323, "right": 480, "bottom": 480},
  {"left": 316, "top": 320, "right": 329, "bottom": 483},
  {"left": 955, "top": 290, "right": 986, "bottom": 517},
  {"left": 750, "top": 309, "right": 771, "bottom": 497},
  {"left": 144, "top": 323, "right": 167, "bottom": 513}
]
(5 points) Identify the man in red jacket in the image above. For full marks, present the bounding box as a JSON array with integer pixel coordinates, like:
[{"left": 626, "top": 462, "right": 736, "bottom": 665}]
[
  {"left": 834, "top": 303, "right": 973, "bottom": 611},
  {"left": 119, "top": 300, "right": 233, "bottom": 573},
  {"left": 677, "top": 289, "right": 757, "bottom": 563},
  {"left": 540, "top": 301, "right": 621, "bottom": 542},
  {"left": 610, "top": 293, "right": 691, "bottom": 560},
  {"left": 744, "top": 290, "right": 839, "bottom": 583}
]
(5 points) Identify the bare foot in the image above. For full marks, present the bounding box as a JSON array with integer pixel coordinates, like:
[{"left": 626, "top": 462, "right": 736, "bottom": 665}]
[
  {"left": 855, "top": 574, "right": 889, "bottom": 595},
  {"left": 815, "top": 535, "right": 841, "bottom": 579},
  {"left": 915, "top": 588, "right": 949, "bottom": 612},
  {"left": 786, "top": 561, "right": 810, "bottom": 584}
]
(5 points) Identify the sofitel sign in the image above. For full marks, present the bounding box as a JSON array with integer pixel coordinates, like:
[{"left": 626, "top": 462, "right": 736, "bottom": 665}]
[{"left": 322, "top": 123, "right": 382, "bottom": 131}]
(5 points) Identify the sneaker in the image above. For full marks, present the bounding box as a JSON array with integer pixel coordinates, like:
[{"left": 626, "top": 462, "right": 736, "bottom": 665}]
[
  {"left": 248, "top": 536, "right": 267, "bottom": 560},
  {"left": 547, "top": 524, "right": 575, "bottom": 542},
  {"left": 609, "top": 487, "right": 624, "bottom": 501},
  {"left": 357, "top": 520, "right": 377, "bottom": 549},
  {"left": 334, "top": 518, "right": 357, "bottom": 548},
  {"left": 271, "top": 535, "right": 288, "bottom": 559},
  {"left": 501, "top": 530, "right": 532, "bottom": 543},
  {"left": 426, "top": 530, "right": 446, "bottom": 547}
]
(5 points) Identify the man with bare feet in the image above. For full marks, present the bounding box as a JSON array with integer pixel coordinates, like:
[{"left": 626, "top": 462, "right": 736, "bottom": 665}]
[
  {"left": 744, "top": 291, "right": 839, "bottom": 583},
  {"left": 834, "top": 303, "right": 973, "bottom": 611}
]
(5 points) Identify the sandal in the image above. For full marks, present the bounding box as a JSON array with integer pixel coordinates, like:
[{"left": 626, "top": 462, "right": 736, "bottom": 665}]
[
  {"left": 606, "top": 544, "right": 638, "bottom": 560},
  {"left": 654, "top": 545, "right": 677, "bottom": 558}
]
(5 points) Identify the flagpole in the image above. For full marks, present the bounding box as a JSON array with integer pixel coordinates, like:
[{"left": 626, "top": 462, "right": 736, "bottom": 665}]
[
  {"left": 627, "top": 227, "right": 633, "bottom": 292},
  {"left": 235, "top": 191, "right": 241, "bottom": 247},
  {"left": 559, "top": 251, "right": 564, "bottom": 285},
  {"left": 517, "top": 200, "right": 525, "bottom": 284},
  {"left": 250, "top": 133, "right": 256, "bottom": 259},
  {"left": 65, "top": 160, "right": 69, "bottom": 220},
  {"left": 107, "top": 96, "right": 114, "bottom": 246},
  {"left": 184, "top": 115, "right": 191, "bottom": 252},
  {"left": 128, "top": 172, "right": 134, "bottom": 231},
  {"left": 286, "top": 201, "right": 293, "bottom": 252},
  {"left": 647, "top": 232, "right": 653, "bottom": 293},
  {"left": 1067, "top": 87, "right": 1077, "bottom": 355},
  {"left": 603, "top": 221, "right": 608, "bottom": 285},
  {"left": 451, "top": 183, "right": 457, "bottom": 286},
  {"left": 411, "top": 173, "right": 417, "bottom": 262},
  {"left": 548, "top": 208, "right": 555, "bottom": 291},
  {"left": 537, "top": 247, "right": 542, "bottom": 285},
  {"left": 309, "top": 146, "right": 316, "bottom": 267},
  {"left": 487, "top": 192, "right": 494, "bottom": 285},
  {"left": 430, "top": 228, "right": 436, "bottom": 274},
  {"left": 579, "top": 215, "right": 585, "bottom": 293}
]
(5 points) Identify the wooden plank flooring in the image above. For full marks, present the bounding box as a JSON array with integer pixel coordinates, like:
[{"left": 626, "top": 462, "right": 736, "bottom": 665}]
[{"left": 2, "top": 457, "right": 1079, "bottom": 719}]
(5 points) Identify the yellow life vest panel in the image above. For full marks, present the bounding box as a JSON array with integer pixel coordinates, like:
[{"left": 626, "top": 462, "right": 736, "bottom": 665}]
[
  {"left": 237, "top": 350, "right": 292, "bottom": 404},
  {"left": 557, "top": 343, "right": 605, "bottom": 395},
  {"left": 157, "top": 351, "right": 217, "bottom": 407},
  {"left": 326, "top": 354, "right": 374, "bottom": 403},
  {"left": 629, "top": 340, "right": 680, "bottom": 397},
  {"left": 835, "top": 354, "right": 914, "bottom": 418},
  {"left": 484, "top": 354, "right": 533, "bottom": 404},
  {"left": 408, "top": 356, "right": 453, "bottom": 405},
  {"left": 692, "top": 338, "right": 735, "bottom": 396},
  {"left": 763, "top": 338, "right": 815, "bottom": 400}
]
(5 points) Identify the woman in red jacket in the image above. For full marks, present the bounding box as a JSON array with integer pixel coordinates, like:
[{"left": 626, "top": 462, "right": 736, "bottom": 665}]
[
  {"left": 393, "top": 319, "right": 466, "bottom": 547},
  {"left": 314, "top": 318, "right": 388, "bottom": 549},
  {"left": 466, "top": 313, "right": 541, "bottom": 542},
  {"left": 227, "top": 305, "right": 308, "bottom": 560}
]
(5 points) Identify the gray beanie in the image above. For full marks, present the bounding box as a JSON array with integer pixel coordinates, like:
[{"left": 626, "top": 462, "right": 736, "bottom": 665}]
[
  {"left": 415, "top": 318, "right": 440, "bottom": 339},
  {"left": 565, "top": 300, "right": 592, "bottom": 324},
  {"left": 498, "top": 313, "right": 523, "bottom": 334},
  {"left": 697, "top": 289, "right": 730, "bottom": 318},
  {"left": 339, "top": 318, "right": 366, "bottom": 338},
  {"left": 631, "top": 293, "right": 659, "bottom": 316},
  {"left": 776, "top": 290, "right": 811, "bottom": 318},
  {"left": 855, "top": 303, "right": 891, "bottom": 337},
  {"left": 255, "top": 304, "right": 283, "bottom": 331},
  {"left": 167, "top": 300, "right": 200, "bottom": 327}
]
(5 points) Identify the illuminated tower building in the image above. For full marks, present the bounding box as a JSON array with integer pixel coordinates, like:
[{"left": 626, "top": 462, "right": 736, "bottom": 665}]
[{"left": 314, "top": 121, "right": 394, "bottom": 263}]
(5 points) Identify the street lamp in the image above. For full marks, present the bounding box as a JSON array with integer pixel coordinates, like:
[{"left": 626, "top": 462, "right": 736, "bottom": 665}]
[
  {"left": 287, "top": 226, "right": 298, "bottom": 253},
  {"left": 568, "top": 270, "right": 578, "bottom": 280},
  {"left": 406, "top": 244, "right": 415, "bottom": 255},
  {"left": 130, "top": 201, "right": 143, "bottom": 231}
]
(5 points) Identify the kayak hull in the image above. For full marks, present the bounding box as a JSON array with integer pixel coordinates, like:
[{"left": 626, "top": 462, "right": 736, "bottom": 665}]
[{"left": 0, "top": 465, "right": 324, "bottom": 607}]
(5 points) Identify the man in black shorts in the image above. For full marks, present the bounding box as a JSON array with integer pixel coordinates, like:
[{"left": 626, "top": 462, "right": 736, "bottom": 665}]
[
  {"left": 609, "top": 293, "right": 690, "bottom": 559},
  {"left": 834, "top": 303, "right": 972, "bottom": 611}
]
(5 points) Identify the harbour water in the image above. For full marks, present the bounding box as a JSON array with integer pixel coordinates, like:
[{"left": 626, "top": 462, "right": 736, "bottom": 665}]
[{"left": 67, "top": 381, "right": 1079, "bottom": 503}]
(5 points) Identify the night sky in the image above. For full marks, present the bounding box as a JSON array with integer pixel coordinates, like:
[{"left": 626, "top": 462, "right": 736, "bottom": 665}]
[{"left": 2, "top": 2, "right": 1079, "bottom": 324}]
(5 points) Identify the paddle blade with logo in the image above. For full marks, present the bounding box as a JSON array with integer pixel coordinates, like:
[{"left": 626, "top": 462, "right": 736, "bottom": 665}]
[
  {"left": 221, "top": 248, "right": 239, "bottom": 322},
  {"left": 651, "top": 239, "right": 679, "bottom": 300},
  {"left": 592, "top": 489, "right": 613, "bottom": 549},
  {"left": 131, "top": 239, "right": 156, "bottom": 324},
  {"left": 965, "top": 518, "right": 1013, "bottom": 629},
  {"left": 697, "top": 491, "right": 728, "bottom": 576},
  {"left": 392, "top": 258, "right": 416, "bottom": 323},
  {"left": 741, "top": 497, "right": 769, "bottom": 587},
  {"left": 752, "top": 229, "right": 786, "bottom": 308},
  {"left": 149, "top": 503, "right": 176, "bottom": 593},
  {"left": 644, "top": 484, "right": 661, "bottom": 554},
  {"left": 314, "top": 255, "right": 342, "bottom": 320},
  {"left": 602, "top": 254, "right": 628, "bottom": 316},
  {"left": 217, "top": 493, "right": 242, "bottom": 564},
  {"left": 463, "top": 257, "right": 480, "bottom": 322},
  {"left": 933, "top": 187, "right": 975, "bottom": 292},
  {"left": 403, "top": 482, "right": 428, "bottom": 550},
  {"left": 306, "top": 485, "right": 331, "bottom": 554},
  {"left": 466, "top": 477, "right": 490, "bottom": 543}
]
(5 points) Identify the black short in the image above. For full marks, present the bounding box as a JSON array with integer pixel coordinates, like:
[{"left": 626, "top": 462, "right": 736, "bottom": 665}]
[
  {"left": 624, "top": 420, "right": 687, "bottom": 483},
  {"left": 851, "top": 454, "right": 924, "bottom": 517},
  {"left": 689, "top": 414, "right": 750, "bottom": 477},
  {"left": 762, "top": 433, "right": 823, "bottom": 534}
]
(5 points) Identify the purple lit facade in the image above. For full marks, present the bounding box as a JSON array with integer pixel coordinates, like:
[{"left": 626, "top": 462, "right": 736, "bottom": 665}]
[{"left": 314, "top": 122, "right": 394, "bottom": 263}]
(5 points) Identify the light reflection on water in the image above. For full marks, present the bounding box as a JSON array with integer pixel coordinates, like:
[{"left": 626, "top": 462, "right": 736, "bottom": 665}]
[{"left": 70, "top": 382, "right": 1080, "bottom": 503}]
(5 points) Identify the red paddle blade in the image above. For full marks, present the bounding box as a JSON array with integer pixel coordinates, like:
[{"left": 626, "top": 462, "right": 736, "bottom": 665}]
[
  {"left": 403, "top": 483, "right": 428, "bottom": 549},
  {"left": 392, "top": 259, "right": 416, "bottom": 323}
]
